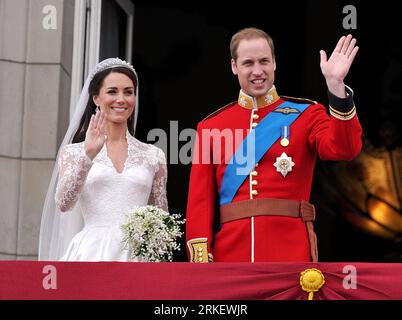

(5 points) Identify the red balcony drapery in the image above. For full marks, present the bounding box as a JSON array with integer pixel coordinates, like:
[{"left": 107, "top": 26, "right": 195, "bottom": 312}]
[{"left": 1, "top": 261, "right": 401, "bottom": 300}]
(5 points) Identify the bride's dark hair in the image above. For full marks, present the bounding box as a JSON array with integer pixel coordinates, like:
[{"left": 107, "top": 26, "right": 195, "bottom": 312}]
[{"left": 72, "top": 67, "right": 138, "bottom": 143}]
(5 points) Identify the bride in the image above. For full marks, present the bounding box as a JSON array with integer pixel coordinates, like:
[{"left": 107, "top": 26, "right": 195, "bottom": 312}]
[{"left": 39, "top": 58, "right": 168, "bottom": 261}]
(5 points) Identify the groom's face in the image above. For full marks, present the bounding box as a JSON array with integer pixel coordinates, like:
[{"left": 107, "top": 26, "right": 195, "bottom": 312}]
[{"left": 231, "top": 37, "right": 276, "bottom": 98}]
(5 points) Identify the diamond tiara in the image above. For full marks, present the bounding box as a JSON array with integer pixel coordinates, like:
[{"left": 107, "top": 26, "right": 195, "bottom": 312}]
[{"left": 90, "top": 57, "right": 136, "bottom": 79}]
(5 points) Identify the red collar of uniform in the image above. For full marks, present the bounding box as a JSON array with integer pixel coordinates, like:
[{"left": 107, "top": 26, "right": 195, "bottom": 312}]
[{"left": 238, "top": 86, "right": 280, "bottom": 110}]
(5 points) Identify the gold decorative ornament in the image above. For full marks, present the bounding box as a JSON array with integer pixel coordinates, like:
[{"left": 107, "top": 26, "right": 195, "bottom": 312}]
[{"left": 300, "top": 268, "right": 325, "bottom": 300}]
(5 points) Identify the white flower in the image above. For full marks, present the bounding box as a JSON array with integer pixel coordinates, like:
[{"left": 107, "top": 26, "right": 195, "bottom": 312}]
[{"left": 121, "top": 205, "right": 185, "bottom": 262}]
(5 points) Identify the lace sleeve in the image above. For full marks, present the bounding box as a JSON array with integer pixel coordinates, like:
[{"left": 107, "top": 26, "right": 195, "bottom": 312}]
[
  {"left": 55, "top": 144, "right": 93, "bottom": 212},
  {"left": 148, "top": 148, "right": 168, "bottom": 212}
]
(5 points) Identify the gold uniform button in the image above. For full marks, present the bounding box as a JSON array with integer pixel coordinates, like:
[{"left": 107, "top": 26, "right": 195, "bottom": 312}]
[
  {"left": 252, "top": 114, "right": 260, "bottom": 120},
  {"left": 198, "top": 253, "right": 203, "bottom": 258},
  {"left": 252, "top": 180, "right": 258, "bottom": 186},
  {"left": 198, "top": 257, "right": 203, "bottom": 262},
  {"left": 252, "top": 122, "right": 258, "bottom": 128},
  {"left": 251, "top": 171, "right": 258, "bottom": 176},
  {"left": 198, "top": 248, "right": 203, "bottom": 252},
  {"left": 252, "top": 190, "right": 258, "bottom": 196}
]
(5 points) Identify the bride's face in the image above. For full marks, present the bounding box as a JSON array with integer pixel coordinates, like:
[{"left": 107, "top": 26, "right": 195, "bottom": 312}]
[{"left": 93, "top": 72, "right": 136, "bottom": 124}]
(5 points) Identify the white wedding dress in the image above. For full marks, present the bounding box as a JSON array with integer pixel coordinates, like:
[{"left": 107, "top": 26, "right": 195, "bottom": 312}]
[{"left": 55, "top": 131, "right": 168, "bottom": 261}]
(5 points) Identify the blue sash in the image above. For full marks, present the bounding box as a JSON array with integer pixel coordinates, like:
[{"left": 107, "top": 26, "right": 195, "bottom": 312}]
[{"left": 219, "top": 101, "right": 310, "bottom": 205}]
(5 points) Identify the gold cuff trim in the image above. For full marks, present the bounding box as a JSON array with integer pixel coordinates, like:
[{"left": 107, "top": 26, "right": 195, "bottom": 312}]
[
  {"left": 330, "top": 107, "right": 356, "bottom": 121},
  {"left": 187, "top": 238, "right": 210, "bottom": 263},
  {"left": 329, "top": 105, "right": 356, "bottom": 116}
]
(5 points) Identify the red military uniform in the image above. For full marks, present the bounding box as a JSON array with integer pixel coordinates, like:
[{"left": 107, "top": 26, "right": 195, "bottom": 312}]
[{"left": 186, "top": 86, "right": 362, "bottom": 263}]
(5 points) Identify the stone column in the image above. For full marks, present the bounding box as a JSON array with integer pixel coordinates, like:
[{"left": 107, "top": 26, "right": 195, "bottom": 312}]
[{"left": 0, "top": 0, "right": 74, "bottom": 260}]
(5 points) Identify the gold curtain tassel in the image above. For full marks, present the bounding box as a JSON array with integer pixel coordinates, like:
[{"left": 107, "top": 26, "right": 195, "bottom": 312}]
[{"left": 300, "top": 268, "right": 325, "bottom": 300}]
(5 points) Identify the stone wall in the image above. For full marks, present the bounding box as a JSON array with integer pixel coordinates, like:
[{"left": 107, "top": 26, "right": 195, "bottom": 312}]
[{"left": 0, "top": 0, "right": 74, "bottom": 260}]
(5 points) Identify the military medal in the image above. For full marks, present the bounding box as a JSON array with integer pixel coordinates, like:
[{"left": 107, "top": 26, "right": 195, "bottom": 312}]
[
  {"left": 280, "top": 126, "right": 290, "bottom": 147},
  {"left": 274, "top": 152, "right": 295, "bottom": 177}
]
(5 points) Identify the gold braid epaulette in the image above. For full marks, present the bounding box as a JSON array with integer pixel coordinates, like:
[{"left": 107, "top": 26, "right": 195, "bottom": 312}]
[
  {"left": 202, "top": 102, "right": 237, "bottom": 121},
  {"left": 280, "top": 95, "right": 318, "bottom": 105}
]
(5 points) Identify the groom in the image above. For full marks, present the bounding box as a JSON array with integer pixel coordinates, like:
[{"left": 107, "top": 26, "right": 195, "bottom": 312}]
[{"left": 186, "top": 28, "right": 362, "bottom": 263}]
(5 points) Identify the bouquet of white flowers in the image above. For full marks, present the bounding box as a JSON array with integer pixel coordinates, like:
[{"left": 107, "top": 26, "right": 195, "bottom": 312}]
[{"left": 121, "top": 205, "right": 185, "bottom": 262}]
